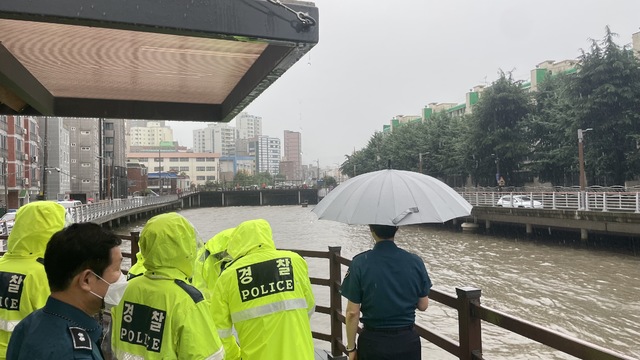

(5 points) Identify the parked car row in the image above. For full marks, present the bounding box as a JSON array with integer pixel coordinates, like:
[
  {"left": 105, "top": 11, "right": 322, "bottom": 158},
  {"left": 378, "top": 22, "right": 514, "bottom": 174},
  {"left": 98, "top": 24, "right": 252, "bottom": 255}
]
[
  {"left": 0, "top": 211, "right": 16, "bottom": 235},
  {"left": 496, "top": 195, "right": 543, "bottom": 209}
]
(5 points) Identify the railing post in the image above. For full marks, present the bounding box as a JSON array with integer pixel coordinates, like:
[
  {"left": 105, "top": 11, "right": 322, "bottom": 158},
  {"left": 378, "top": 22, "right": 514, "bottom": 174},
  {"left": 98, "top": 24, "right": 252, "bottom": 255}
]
[
  {"left": 552, "top": 191, "right": 557, "bottom": 210},
  {"left": 328, "top": 246, "right": 347, "bottom": 360},
  {"left": 636, "top": 193, "right": 640, "bottom": 214},
  {"left": 602, "top": 193, "right": 607, "bottom": 212},
  {"left": 130, "top": 231, "right": 140, "bottom": 266},
  {"left": 456, "top": 287, "right": 482, "bottom": 360}
]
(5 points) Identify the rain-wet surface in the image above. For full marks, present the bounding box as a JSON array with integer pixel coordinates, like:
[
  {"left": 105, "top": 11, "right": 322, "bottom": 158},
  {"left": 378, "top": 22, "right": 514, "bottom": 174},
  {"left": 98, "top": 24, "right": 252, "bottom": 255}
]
[{"left": 118, "top": 206, "right": 640, "bottom": 359}]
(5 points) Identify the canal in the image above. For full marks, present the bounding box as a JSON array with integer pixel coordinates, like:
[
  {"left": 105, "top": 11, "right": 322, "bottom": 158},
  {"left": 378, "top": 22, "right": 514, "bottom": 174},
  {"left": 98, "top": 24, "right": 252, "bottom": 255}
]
[{"left": 116, "top": 205, "right": 640, "bottom": 360}]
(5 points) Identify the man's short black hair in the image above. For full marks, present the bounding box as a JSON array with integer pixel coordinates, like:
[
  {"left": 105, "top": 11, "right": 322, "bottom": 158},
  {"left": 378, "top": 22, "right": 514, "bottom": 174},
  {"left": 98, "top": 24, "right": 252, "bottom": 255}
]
[
  {"left": 369, "top": 224, "right": 398, "bottom": 239},
  {"left": 45, "top": 223, "right": 122, "bottom": 292}
]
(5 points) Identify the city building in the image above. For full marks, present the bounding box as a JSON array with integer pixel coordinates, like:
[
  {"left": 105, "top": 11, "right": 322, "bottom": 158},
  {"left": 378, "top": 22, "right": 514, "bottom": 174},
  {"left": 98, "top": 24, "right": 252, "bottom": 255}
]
[
  {"left": 128, "top": 121, "right": 174, "bottom": 147},
  {"left": 126, "top": 151, "right": 219, "bottom": 189},
  {"left": 250, "top": 135, "right": 280, "bottom": 175},
  {"left": 236, "top": 112, "right": 262, "bottom": 140},
  {"left": 193, "top": 123, "right": 236, "bottom": 156},
  {"left": 634, "top": 31, "right": 640, "bottom": 58},
  {"left": 101, "top": 119, "right": 128, "bottom": 199},
  {"left": 282, "top": 130, "right": 302, "bottom": 181},
  {"left": 219, "top": 156, "right": 255, "bottom": 182},
  {"left": 2, "top": 116, "right": 41, "bottom": 208},
  {"left": 66, "top": 118, "right": 101, "bottom": 203},
  {"left": 126, "top": 160, "right": 148, "bottom": 196},
  {"left": 37, "top": 117, "right": 71, "bottom": 201}
]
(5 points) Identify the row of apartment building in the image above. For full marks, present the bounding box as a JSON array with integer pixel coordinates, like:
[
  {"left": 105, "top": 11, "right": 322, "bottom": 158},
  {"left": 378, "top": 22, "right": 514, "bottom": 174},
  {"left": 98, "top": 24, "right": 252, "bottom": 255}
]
[
  {"left": 0, "top": 116, "right": 128, "bottom": 209},
  {"left": 384, "top": 30, "right": 640, "bottom": 131},
  {"left": 1, "top": 113, "right": 311, "bottom": 209}
]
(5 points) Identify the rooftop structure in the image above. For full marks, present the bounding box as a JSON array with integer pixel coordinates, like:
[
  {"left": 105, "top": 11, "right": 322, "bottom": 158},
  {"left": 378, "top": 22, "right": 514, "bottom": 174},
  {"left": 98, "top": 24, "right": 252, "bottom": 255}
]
[{"left": 0, "top": 1, "right": 319, "bottom": 122}]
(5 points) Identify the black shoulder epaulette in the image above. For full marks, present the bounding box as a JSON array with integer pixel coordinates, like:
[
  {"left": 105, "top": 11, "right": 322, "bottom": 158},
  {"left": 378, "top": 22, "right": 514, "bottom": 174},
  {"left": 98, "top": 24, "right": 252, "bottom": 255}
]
[
  {"left": 174, "top": 279, "right": 204, "bottom": 303},
  {"left": 36, "top": 257, "right": 44, "bottom": 265},
  {"left": 68, "top": 327, "right": 92, "bottom": 350},
  {"left": 352, "top": 250, "right": 371, "bottom": 260},
  {"left": 203, "top": 249, "right": 211, "bottom": 261},
  {"left": 127, "top": 272, "right": 143, "bottom": 281}
]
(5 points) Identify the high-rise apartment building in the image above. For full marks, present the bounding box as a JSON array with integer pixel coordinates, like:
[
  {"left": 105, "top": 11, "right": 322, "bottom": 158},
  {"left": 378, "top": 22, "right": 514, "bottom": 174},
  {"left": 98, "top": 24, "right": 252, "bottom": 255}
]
[
  {"left": 633, "top": 31, "right": 640, "bottom": 58},
  {"left": 102, "top": 119, "right": 128, "bottom": 199},
  {"left": 236, "top": 112, "right": 262, "bottom": 140},
  {"left": 129, "top": 121, "right": 173, "bottom": 147},
  {"left": 282, "top": 130, "right": 302, "bottom": 180},
  {"left": 38, "top": 117, "right": 70, "bottom": 201},
  {"left": 251, "top": 135, "right": 280, "bottom": 175},
  {"left": 193, "top": 123, "right": 236, "bottom": 156},
  {"left": 3, "top": 116, "right": 41, "bottom": 208},
  {"left": 66, "top": 118, "right": 101, "bottom": 202}
]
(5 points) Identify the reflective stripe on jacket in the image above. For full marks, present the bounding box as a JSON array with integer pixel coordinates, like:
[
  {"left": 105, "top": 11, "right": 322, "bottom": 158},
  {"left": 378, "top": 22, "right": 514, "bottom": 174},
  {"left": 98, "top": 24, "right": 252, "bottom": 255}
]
[
  {"left": 111, "top": 213, "right": 224, "bottom": 360},
  {"left": 212, "top": 219, "right": 315, "bottom": 360}
]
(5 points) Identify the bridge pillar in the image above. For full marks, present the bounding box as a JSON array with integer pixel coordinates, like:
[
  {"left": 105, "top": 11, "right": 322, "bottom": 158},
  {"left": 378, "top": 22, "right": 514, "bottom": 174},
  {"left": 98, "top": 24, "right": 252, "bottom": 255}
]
[
  {"left": 580, "top": 228, "right": 588, "bottom": 242},
  {"left": 526, "top": 223, "right": 533, "bottom": 236},
  {"left": 485, "top": 220, "right": 491, "bottom": 230}
]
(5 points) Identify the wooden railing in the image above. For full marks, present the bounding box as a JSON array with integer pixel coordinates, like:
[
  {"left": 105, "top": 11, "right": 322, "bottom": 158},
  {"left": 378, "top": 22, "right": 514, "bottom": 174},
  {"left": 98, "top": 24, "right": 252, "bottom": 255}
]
[
  {"left": 0, "top": 235, "right": 634, "bottom": 360},
  {"left": 280, "top": 247, "right": 635, "bottom": 360}
]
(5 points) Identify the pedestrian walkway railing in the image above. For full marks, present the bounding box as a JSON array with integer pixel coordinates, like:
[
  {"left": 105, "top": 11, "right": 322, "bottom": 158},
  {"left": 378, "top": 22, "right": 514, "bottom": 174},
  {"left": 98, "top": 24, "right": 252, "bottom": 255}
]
[
  {"left": 66, "top": 195, "right": 180, "bottom": 223},
  {"left": 460, "top": 191, "right": 640, "bottom": 213},
  {"left": 0, "top": 235, "right": 632, "bottom": 359}
]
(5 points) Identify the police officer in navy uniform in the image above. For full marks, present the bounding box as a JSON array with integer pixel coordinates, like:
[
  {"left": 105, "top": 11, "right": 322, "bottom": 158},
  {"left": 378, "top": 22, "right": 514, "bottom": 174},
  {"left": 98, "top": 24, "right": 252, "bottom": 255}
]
[
  {"left": 7, "top": 223, "right": 123, "bottom": 360},
  {"left": 341, "top": 224, "right": 432, "bottom": 360}
]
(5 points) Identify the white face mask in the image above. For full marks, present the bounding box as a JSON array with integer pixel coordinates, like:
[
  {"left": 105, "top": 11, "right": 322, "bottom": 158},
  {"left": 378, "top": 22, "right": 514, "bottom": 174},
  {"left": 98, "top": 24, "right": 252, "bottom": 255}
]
[{"left": 91, "top": 272, "right": 128, "bottom": 310}]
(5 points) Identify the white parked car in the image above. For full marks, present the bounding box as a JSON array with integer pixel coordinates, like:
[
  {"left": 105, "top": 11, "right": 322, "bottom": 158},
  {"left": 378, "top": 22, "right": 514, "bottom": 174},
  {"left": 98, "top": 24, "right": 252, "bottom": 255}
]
[
  {"left": 496, "top": 195, "right": 543, "bottom": 209},
  {"left": 0, "top": 212, "right": 16, "bottom": 235}
]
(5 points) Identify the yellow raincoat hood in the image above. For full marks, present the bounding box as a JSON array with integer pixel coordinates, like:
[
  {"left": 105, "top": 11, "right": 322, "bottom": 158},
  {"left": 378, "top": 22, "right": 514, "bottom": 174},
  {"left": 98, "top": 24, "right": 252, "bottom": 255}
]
[
  {"left": 205, "top": 228, "right": 234, "bottom": 260},
  {"left": 7, "top": 201, "right": 66, "bottom": 257},
  {"left": 139, "top": 213, "right": 198, "bottom": 279},
  {"left": 227, "top": 219, "right": 275, "bottom": 261}
]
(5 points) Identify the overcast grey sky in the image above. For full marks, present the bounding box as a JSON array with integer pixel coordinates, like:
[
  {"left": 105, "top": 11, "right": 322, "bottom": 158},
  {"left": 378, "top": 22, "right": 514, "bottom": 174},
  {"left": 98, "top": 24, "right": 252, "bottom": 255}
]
[{"left": 169, "top": 0, "right": 640, "bottom": 169}]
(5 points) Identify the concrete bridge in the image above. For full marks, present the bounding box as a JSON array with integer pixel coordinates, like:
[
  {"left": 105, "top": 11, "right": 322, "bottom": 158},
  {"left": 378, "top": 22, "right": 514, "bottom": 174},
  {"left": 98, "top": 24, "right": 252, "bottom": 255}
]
[{"left": 68, "top": 189, "right": 319, "bottom": 227}]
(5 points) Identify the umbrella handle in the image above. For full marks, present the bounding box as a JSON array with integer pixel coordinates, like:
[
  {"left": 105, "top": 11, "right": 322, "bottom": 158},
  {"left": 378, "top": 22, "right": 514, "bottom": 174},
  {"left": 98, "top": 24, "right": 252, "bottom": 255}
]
[{"left": 392, "top": 207, "right": 419, "bottom": 225}]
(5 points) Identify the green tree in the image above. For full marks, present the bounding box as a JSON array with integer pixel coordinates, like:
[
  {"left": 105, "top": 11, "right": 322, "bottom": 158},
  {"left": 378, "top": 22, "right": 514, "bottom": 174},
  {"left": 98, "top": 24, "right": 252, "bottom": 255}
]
[
  {"left": 572, "top": 27, "right": 640, "bottom": 185},
  {"left": 529, "top": 73, "right": 577, "bottom": 186},
  {"left": 323, "top": 176, "right": 337, "bottom": 188},
  {"left": 468, "top": 71, "right": 533, "bottom": 186}
]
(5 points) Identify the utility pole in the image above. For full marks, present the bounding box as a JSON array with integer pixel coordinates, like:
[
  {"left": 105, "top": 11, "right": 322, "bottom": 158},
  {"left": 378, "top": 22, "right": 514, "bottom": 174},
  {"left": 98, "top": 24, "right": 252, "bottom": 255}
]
[
  {"left": 40, "top": 117, "right": 48, "bottom": 200},
  {"left": 158, "top": 145, "right": 163, "bottom": 195},
  {"left": 99, "top": 118, "right": 103, "bottom": 200},
  {"left": 106, "top": 157, "right": 112, "bottom": 200},
  {"left": 3, "top": 157, "right": 8, "bottom": 210}
]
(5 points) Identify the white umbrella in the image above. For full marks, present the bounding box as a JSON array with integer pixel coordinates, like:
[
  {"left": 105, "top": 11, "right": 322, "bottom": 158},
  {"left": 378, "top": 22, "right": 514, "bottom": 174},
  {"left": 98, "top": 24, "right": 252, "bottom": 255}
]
[{"left": 312, "top": 169, "right": 472, "bottom": 226}]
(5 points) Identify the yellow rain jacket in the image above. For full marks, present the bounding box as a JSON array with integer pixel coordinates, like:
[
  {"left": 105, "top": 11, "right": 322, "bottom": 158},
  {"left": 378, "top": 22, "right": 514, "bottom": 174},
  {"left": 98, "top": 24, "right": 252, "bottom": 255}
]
[
  {"left": 111, "top": 213, "right": 224, "bottom": 360},
  {"left": 0, "top": 202, "right": 66, "bottom": 359},
  {"left": 201, "top": 228, "right": 240, "bottom": 360},
  {"left": 126, "top": 252, "right": 145, "bottom": 280},
  {"left": 202, "top": 228, "right": 235, "bottom": 291},
  {"left": 212, "top": 219, "right": 315, "bottom": 360}
]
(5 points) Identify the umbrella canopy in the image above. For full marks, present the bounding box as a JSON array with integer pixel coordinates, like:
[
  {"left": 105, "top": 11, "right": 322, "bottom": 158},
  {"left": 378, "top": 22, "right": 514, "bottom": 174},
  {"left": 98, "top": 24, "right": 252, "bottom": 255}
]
[{"left": 312, "top": 169, "right": 472, "bottom": 226}]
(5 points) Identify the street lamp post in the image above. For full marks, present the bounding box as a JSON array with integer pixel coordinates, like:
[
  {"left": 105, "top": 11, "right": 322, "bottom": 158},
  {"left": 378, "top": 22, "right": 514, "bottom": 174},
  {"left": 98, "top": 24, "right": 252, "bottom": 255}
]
[
  {"left": 578, "top": 128, "right": 592, "bottom": 191},
  {"left": 578, "top": 128, "right": 593, "bottom": 209},
  {"left": 418, "top": 152, "right": 429, "bottom": 174},
  {"left": 490, "top": 153, "right": 501, "bottom": 185}
]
